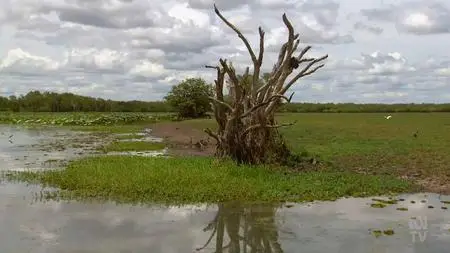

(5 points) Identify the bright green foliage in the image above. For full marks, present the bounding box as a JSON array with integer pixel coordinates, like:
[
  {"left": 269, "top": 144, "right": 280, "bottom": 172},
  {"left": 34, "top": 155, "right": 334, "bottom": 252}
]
[
  {"left": 164, "top": 78, "right": 214, "bottom": 118},
  {"left": 4, "top": 156, "right": 414, "bottom": 205}
]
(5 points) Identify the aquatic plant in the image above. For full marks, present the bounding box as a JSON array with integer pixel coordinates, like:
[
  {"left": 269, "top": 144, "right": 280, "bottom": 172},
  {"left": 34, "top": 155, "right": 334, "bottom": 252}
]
[{"left": 0, "top": 112, "right": 177, "bottom": 126}]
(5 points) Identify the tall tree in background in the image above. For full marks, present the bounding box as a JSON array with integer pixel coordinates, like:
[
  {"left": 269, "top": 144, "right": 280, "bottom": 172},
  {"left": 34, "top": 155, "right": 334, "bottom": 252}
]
[{"left": 205, "top": 4, "right": 328, "bottom": 165}]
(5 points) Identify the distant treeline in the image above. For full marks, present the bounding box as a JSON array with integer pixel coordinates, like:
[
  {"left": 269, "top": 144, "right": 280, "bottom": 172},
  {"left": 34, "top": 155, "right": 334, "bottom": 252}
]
[
  {"left": 0, "top": 91, "right": 172, "bottom": 112},
  {"left": 1, "top": 90, "right": 449, "bottom": 113}
]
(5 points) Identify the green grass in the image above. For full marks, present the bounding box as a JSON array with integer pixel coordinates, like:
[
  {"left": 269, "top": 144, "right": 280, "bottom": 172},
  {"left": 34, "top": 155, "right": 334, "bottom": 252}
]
[
  {"left": 164, "top": 113, "right": 450, "bottom": 181},
  {"left": 4, "top": 156, "right": 416, "bottom": 205},
  {"left": 99, "top": 141, "right": 166, "bottom": 152},
  {"left": 2, "top": 111, "right": 448, "bottom": 204}
]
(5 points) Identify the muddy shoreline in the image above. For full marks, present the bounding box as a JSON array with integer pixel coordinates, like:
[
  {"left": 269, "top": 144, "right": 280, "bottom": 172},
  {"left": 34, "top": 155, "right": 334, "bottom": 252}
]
[{"left": 148, "top": 122, "right": 216, "bottom": 157}]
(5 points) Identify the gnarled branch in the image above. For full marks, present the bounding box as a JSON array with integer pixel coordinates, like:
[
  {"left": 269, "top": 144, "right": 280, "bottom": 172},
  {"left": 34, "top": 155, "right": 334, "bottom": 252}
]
[
  {"left": 204, "top": 5, "right": 327, "bottom": 164},
  {"left": 241, "top": 121, "right": 297, "bottom": 138}
]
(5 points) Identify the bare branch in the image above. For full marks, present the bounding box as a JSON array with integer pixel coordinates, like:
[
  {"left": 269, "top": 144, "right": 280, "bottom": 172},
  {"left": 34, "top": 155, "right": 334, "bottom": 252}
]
[
  {"left": 205, "top": 65, "right": 219, "bottom": 70},
  {"left": 288, "top": 92, "right": 295, "bottom": 102},
  {"left": 252, "top": 27, "right": 265, "bottom": 100},
  {"left": 220, "top": 59, "right": 239, "bottom": 88},
  {"left": 297, "top": 46, "right": 312, "bottom": 59},
  {"left": 271, "top": 34, "right": 299, "bottom": 80},
  {"left": 257, "top": 27, "right": 265, "bottom": 64},
  {"left": 282, "top": 14, "right": 295, "bottom": 51},
  {"left": 290, "top": 38, "right": 301, "bottom": 55},
  {"left": 273, "top": 43, "right": 287, "bottom": 72},
  {"left": 214, "top": 4, "right": 258, "bottom": 64},
  {"left": 204, "top": 128, "right": 220, "bottom": 143},
  {"left": 241, "top": 121, "right": 297, "bottom": 137},
  {"left": 281, "top": 54, "right": 328, "bottom": 94},
  {"left": 209, "top": 97, "right": 233, "bottom": 112},
  {"left": 241, "top": 94, "right": 291, "bottom": 119},
  {"left": 271, "top": 14, "right": 297, "bottom": 94}
]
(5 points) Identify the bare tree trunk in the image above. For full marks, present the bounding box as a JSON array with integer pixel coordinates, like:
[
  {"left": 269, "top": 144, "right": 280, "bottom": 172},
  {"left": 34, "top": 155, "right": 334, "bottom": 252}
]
[{"left": 205, "top": 4, "right": 328, "bottom": 165}]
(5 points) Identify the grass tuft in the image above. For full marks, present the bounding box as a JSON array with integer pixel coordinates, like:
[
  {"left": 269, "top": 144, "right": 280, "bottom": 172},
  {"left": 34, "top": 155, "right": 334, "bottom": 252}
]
[{"left": 4, "top": 156, "right": 416, "bottom": 205}]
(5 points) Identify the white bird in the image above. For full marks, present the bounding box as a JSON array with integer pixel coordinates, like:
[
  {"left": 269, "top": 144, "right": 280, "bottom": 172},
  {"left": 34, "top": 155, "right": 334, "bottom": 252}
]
[{"left": 384, "top": 115, "right": 392, "bottom": 120}]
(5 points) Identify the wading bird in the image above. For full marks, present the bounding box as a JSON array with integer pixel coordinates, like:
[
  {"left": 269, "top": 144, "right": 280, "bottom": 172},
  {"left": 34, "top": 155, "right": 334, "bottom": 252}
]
[{"left": 384, "top": 115, "right": 392, "bottom": 120}]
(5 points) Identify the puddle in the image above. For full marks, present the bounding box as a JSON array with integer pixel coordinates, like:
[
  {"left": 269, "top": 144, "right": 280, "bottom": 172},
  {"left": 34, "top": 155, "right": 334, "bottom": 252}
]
[{"left": 0, "top": 183, "right": 449, "bottom": 252}]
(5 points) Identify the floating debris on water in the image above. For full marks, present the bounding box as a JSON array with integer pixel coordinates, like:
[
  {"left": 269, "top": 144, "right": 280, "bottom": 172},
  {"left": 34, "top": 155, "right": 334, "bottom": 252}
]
[
  {"left": 371, "top": 203, "right": 387, "bottom": 208},
  {"left": 383, "top": 229, "right": 395, "bottom": 236},
  {"left": 370, "top": 229, "right": 395, "bottom": 238},
  {"left": 372, "top": 230, "right": 382, "bottom": 238},
  {"left": 396, "top": 207, "right": 408, "bottom": 211},
  {"left": 371, "top": 198, "right": 398, "bottom": 204}
]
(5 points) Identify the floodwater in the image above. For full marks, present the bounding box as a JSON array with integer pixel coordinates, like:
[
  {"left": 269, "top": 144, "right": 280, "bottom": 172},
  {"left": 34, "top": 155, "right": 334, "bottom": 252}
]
[
  {"left": 0, "top": 125, "right": 167, "bottom": 171},
  {"left": 1, "top": 125, "right": 450, "bottom": 252},
  {"left": 0, "top": 125, "right": 97, "bottom": 171}
]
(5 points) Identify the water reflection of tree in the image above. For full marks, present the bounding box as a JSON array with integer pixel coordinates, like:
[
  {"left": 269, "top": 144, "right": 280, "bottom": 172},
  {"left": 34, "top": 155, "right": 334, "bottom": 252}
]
[{"left": 196, "top": 202, "right": 284, "bottom": 253}]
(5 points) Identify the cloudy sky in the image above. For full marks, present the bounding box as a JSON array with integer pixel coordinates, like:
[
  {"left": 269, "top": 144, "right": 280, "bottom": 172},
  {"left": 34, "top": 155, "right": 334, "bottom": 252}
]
[{"left": 0, "top": 0, "right": 449, "bottom": 103}]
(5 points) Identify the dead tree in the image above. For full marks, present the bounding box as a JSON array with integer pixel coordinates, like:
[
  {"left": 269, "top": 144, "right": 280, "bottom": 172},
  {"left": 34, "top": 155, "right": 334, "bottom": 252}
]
[{"left": 205, "top": 4, "right": 328, "bottom": 165}]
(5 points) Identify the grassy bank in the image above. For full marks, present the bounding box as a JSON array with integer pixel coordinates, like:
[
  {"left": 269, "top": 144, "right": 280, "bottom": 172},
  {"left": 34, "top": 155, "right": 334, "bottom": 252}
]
[
  {"left": 5, "top": 156, "right": 416, "bottom": 204},
  {"left": 148, "top": 112, "right": 450, "bottom": 193},
  {"left": 2, "top": 111, "right": 449, "bottom": 204}
]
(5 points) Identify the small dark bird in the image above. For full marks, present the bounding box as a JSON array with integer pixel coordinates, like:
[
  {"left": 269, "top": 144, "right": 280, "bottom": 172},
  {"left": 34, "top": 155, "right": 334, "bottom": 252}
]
[
  {"left": 290, "top": 57, "right": 300, "bottom": 69},
  {"left": 413, "top": 130, "right": 419, "bottom": 138}
]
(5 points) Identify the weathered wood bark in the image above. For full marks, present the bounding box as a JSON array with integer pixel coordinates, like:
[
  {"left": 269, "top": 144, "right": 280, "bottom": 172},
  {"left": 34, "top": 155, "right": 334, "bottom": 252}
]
[{"left": 205, "top": 4, "right": 328, "bottom": 165}]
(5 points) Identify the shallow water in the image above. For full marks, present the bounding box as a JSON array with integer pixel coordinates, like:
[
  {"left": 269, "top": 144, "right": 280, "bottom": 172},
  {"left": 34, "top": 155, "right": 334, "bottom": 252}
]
[
  {"left": 115, "top": 132, "right": 164, "bottom": 143},
  {"left": 0, "top": 125, "right": 166, "bottom": 171},
  {"left": 1, "top": 125, "right": 450, "bottom": 252},
  {"left": 105, "top": 148, "right": 169, "bottom": 157},
  {"left": 0, "top": 183, "right": 449, "bottom": 252},
  {"left": 0, "top": 125, "right": 95, "bottom": 171}
]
